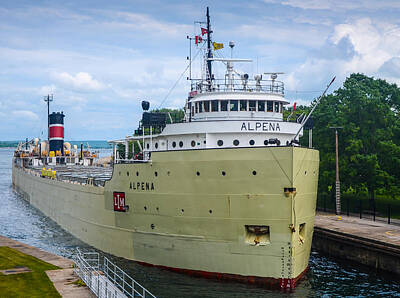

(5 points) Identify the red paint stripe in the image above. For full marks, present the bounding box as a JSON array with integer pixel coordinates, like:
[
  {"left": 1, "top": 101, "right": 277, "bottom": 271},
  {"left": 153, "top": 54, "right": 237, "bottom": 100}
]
[
  {"left": 49, "top": 126, "right": 64, "bottom": 139},
  {"left": 135, "top": 260, "right": 308, "bottom": 291}
]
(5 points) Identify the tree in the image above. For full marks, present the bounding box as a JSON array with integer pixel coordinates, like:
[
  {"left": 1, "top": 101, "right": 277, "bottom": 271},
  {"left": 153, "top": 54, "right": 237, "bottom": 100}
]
[{"left": 312, "top": 73, "right": 400, "bottom": 203}]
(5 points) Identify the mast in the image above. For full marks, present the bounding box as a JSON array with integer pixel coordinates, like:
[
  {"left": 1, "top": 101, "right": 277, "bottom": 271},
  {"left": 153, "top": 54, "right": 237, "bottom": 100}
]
[
  {"left": 206, "top": 7, "right": 212, "bottom": 89},
  {"left": 44, "top": 94, "right": 53, "bottom": 142}
]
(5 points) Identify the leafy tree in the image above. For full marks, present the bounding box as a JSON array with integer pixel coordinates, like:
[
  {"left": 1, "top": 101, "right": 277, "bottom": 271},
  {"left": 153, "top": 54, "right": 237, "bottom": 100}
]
[{"left": 312, "top": 73, "right": 400, "bottom": 203}]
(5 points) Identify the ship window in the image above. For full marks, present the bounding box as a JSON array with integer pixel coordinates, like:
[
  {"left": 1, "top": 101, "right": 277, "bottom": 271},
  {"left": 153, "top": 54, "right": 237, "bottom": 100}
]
[
  {"left": 249, "top": 100, "right": 256, "bottom": 111},
  {"left": 199, "top": 102, "right": 203, "bottom": 113},
  {"left": 217, "top": 140, "right": 223, "bottom": 146},
  {"left": 258, "top": 101, "right": 265, "bottom": 112},
  {"left": 221, "top": 100, "right": 228, "bottom": 111},
  {"left": 204, "top": 101, "right": 210, "bottom": 112},
  {"left": 280, "top": 102, "right": 283, "bottom": 113},
  {"left": 211, "top": 100, "right": 219, "bottom": 112},
  {"left": 221, "top": 171, "right": 226, "bottom": 176},
  {"left": 195, "top": 102, "right": 199, "bottom": 113},
  {"left": 196, "top": 171, "right": 200, "bottom": 176},
  {"left": 240, "top": 100, "right": 247, "bottom": 111},
  {"left": 252, "top": 170, "right": 257, "bottom": 175},
  {"left": 230, "top": 100, "right": 238, "bottom": 111},
  {"left": 274, "top": 101, "right": 279, "bottom": 113},
  {"left": 155, "top": 142, "right": 158, "bottom": 149},
  {"left": 264, "top": 139, "right": 269, "bottom": 145},
  {"left": 136, "top": 171, "right": 139, "bottom": 176},
  {"left": 146, "top": 143, "right": 149, "bottom": 149},
  {"left": 249, "top": 140, "right": 255, "bottom": 146},
  {"left": 233, "top": 139, "right": 239, "bottom": 146},
  {"left": 172, "top": 141, "right": 176, "bottom": 148},
  {"left": 191, "top": 140, "right": 196, "bottom": 147},
  {"left": 267, "top": 101, "right": 273, "bottom": 112},
  {"left": 179, "top": 141, "right": 183, "bottom": 148},
  {"left": 191, "top": 106, "right": 194, "bottom": 116}
]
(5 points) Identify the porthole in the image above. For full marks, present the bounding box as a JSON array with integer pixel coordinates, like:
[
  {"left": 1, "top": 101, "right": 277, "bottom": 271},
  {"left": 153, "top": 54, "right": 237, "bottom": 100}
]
[
  {"left": 172, "top": 141, "right": 176, "bottom": 148},
  {"left": 217, "top": 140, "right": 223, "bottom": 146},
  {"left": 127, "top": 171, "right": 129, "bottom": 176},
  {"left": 179, "top": 141, "right": 184, "bottom": 148},
  {"left": 252, "top": 170, "right": 257, "bottom": 176},
  {"left": 119, "top": 171, "right": 121, "bottom": 176},
  {"left": 209, "top": 209, "right": 213, "bottom": 214},
  {"left": 196, "top": 171, "right": 200, "bottom": 176},
  {"left": 136, "top": 171, "right": 139, "bottom": 176},
  {"left": 146, "top": 143, "right": 149, "bottom": 149},
  {"left": 155, "top": 142, "right": 158, "bottom": 149},
  {"left": 144, "top": 206, "right": 147, "bottom": 211},
  {"left": 264, "top": 140, "right": 269, "bottom": 145},
  {"left": 249, "top": 140, "right": 255, "bottom": 146},
  {"left": 204, "top": 140, "right": 206, "bottom": 144},
  {"left": 156, "top": 207, "right": 159, "bottom": 211},
  {"left": 305, "top": 171, "right": 307, "bottom": 175},
  {"left": 233, "top": 139, "right": 239, "bottom": 146},
  {"left": 155, "top": 171, "right": 158, "bottom": 177},
  {"left": 150, "top": 224, "right": 155, "bottom": 229},
  {"left": 221, "top": 171, "right": 226, "bottom": 176},
  {"left": 181, "top": 209, "right": 184, "bottom": 213},
  {"left": 167, "top": 171, "right": 171, "bottom": 176},
  {"left": 191, "top": 140, "right": 196, "bottom": 147}
]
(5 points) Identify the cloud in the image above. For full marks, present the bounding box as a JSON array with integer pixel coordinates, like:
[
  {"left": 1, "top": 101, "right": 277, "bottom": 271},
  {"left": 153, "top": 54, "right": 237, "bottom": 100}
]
[
  {"left": 12, "top": 110, "right": 39, "bottom": 121},
  {"left": 270, "top": 0, "right": 400, "bottom": 11},
  {"left": 52, "top": 72, "right": 105, "bottom": 92},
  {"left": 379, "top": 57, "right": 400, "bottom": 77}
]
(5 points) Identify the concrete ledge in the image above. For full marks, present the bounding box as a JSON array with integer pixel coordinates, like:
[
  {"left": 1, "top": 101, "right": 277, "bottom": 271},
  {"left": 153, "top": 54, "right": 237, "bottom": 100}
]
[{"left": 313, "top": 214, "right": 400, "bottom": 277}]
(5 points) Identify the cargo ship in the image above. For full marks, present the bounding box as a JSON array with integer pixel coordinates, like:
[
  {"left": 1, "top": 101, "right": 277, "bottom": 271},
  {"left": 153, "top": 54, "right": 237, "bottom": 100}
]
[{"left": 12, "top": 8, "right": 321, "bottom": 290}]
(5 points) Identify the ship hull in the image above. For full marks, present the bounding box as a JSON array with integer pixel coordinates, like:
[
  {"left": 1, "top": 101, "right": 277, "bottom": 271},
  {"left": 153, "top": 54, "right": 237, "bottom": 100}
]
[{"left": 12, "top": 146, "right": 319, "bottom": 289}]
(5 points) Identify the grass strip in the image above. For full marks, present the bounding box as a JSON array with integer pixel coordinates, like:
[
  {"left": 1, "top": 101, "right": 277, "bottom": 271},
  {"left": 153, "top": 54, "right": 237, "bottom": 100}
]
[{"left": 0, "top": 246, "right": 61, "bottom": 297}]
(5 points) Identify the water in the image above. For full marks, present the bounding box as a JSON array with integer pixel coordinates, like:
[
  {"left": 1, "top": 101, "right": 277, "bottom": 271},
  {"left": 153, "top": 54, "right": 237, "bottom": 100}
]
[{"left": 0, "top": 147, "right": 399, "bottom": 297}]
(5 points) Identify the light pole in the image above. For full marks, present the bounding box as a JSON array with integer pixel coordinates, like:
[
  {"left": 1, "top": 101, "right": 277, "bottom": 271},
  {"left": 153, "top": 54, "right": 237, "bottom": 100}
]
[{"left": 330, "top": 127, "right": 343, "bottom": 215}]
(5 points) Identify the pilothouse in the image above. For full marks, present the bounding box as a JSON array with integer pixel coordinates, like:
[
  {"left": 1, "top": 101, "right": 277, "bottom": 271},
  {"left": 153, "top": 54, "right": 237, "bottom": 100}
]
[{"left": 110, "top": 9, "right": 305, "bottom": 161}]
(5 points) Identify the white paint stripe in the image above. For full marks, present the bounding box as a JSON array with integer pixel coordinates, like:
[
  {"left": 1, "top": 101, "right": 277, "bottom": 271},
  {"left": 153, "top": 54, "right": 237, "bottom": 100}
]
[{"left": 49, "top": 124, "right": 64, "bottom": 128}]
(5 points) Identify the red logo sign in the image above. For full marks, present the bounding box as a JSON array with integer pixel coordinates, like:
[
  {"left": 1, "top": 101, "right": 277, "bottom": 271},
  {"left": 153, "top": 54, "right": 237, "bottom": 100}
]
[{"left": 113, "top": 192, "right": 126, "bottom": 212}]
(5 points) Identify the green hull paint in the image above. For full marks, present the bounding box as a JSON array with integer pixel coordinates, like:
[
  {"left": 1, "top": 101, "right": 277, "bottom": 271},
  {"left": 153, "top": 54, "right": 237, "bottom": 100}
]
[{"left": 12, "top": 146, "right": 319, "bottom": 282}]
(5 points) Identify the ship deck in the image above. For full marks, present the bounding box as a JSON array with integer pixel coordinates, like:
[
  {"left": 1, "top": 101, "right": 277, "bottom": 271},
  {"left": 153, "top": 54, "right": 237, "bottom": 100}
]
[{"left": 29, "top": 165, "right": 113, "bottom": 187}]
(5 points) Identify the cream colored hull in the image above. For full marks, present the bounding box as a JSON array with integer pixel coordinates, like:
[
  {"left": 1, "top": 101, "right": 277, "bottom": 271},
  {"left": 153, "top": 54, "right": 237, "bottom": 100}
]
[{"left": 12, "top": 146, "right": 319, "bottom": 288}]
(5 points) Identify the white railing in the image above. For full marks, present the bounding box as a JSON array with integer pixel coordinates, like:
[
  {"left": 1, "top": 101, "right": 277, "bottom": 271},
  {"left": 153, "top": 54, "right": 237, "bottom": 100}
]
[{"left": 74, "top": 249, "right": 156, "bottom": 298}]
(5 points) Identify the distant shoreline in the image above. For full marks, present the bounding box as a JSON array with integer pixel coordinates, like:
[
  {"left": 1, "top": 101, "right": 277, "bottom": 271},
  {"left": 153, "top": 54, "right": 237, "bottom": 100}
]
[{"left": 0, "top": 140, "right": 111, "bottom": 149}]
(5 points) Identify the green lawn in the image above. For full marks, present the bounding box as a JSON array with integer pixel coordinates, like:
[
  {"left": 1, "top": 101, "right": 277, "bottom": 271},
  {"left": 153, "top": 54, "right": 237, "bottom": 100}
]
[{"left": 0, "top": 246, "right": 61, "bottom": 297}]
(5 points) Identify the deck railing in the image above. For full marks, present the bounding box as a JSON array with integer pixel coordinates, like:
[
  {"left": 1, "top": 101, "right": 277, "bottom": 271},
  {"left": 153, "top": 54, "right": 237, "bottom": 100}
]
[{"left": 74, "top": 249, "right": 156, "bottom": 298}]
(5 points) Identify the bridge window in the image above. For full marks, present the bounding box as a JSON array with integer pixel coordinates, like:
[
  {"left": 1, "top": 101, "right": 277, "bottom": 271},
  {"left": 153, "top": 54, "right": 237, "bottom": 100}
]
[
  {"left": 199, "top": 102, "right": 203, "bottom": 113},
  {"left": 258, "top": 101, "right": 265, "bottom": 112},
  {"left": 211, "top": 100, "right": 219, "bottom": 112},
  {"left": 267, "top": 101, "right": 273, "bottom": 112},
  {"left": 280, "top": 102, "right": 283, "bottom": 113},
  {"left": 204, "top": 101, "right": 210, "bottom": 112},
  {"left": 249, "top": 100, "right": 256, "bottom": 111},
  {"left": 195, "top": 102, "right": 199, "bottom": 113},
  {"left": 240, "top": 100, "right": 247, "bottom": 111},
  {"left": 274, "top": 101, "right": 279, "bottom": 113},
  {"left": 221, "top": 100, "right": 228, "bottom": 111},
  {"left": 230, "top": 100, "right": 238, "bottom": 111}
]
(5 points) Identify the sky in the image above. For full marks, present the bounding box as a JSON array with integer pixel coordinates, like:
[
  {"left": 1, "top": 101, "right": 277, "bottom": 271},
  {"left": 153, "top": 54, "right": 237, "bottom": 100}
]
[{"left": 1, "top": 0, "right": 400, "bottom": 140}]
